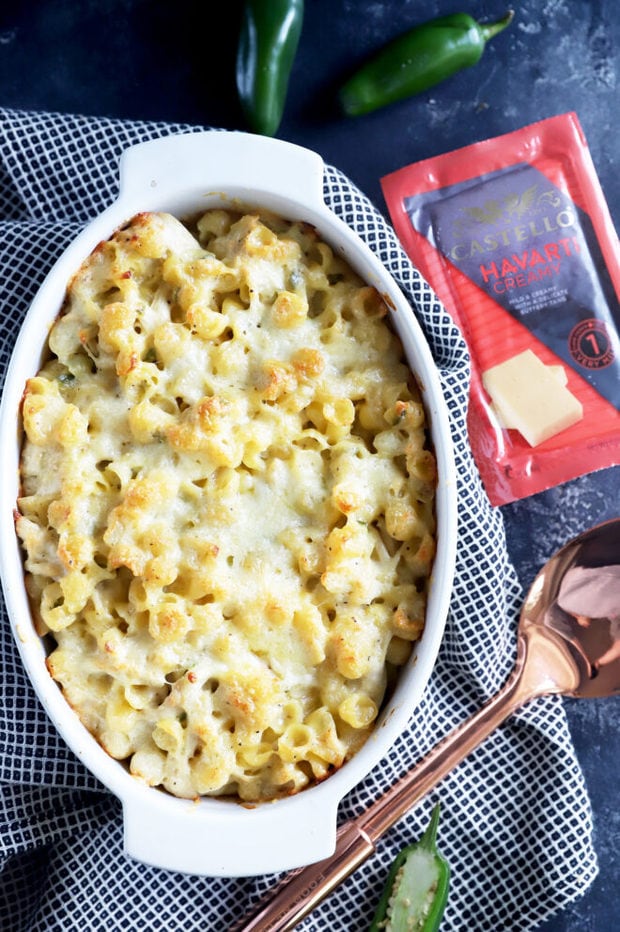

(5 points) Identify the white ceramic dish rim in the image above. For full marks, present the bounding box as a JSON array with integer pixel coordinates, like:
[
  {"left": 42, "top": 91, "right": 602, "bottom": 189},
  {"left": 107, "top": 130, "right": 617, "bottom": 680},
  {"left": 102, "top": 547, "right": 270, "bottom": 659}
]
[{"left": 0, "top": 130, "right": 457, "bottom": 878}]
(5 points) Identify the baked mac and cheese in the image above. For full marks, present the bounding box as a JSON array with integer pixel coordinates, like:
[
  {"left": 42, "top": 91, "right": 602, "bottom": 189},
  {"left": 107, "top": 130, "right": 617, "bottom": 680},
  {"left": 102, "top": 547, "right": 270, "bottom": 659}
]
[{"left": 16, "top": 208, "right": 437, "bottom": 801}]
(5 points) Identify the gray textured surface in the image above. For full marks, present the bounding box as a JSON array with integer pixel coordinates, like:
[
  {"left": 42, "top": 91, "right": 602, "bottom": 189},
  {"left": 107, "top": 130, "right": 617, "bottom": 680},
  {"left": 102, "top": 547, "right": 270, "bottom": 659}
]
[{"left": 0, "top": 1, "right": 618, "bottom": 929}]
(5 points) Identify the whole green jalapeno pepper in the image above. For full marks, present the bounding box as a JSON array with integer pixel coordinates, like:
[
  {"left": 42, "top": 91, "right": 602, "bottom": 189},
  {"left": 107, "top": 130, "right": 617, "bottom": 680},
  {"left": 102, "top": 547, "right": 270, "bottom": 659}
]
[
  {"left": 369, "top": 803, "right": 450, "bottom": 932},
  {"left": 236, "top": 0, "right": 304, "bottom": 137},
  {"left": 339, "top": 10, "right": 514, "bottom": 117}
]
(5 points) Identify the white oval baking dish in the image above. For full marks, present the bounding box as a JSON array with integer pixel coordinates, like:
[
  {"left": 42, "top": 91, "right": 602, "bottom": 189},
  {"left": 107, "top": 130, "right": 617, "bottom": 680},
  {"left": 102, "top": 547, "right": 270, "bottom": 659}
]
[{"left": 0, "top": 130, "right": 457, "bottom": 878}]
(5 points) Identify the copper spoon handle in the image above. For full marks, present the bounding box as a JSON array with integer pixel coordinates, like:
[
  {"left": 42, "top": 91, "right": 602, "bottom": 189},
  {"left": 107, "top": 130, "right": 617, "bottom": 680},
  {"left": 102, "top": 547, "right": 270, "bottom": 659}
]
[{"left": 235, "top": 638, "right": 549, "bottom": 931}]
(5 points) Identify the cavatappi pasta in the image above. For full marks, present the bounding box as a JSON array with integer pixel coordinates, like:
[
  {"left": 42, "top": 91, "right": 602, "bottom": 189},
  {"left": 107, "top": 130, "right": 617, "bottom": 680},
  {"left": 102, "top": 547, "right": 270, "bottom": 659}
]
[{"left": 16, "top": 208, "right": 437, "bottom": 801}]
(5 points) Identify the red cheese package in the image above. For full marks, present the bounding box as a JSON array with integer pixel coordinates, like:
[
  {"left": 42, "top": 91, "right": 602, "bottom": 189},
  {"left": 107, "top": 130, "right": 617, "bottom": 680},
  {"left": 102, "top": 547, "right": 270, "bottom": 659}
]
[{"left": 382, "top": 112, "right": 620, "bottom": 505}]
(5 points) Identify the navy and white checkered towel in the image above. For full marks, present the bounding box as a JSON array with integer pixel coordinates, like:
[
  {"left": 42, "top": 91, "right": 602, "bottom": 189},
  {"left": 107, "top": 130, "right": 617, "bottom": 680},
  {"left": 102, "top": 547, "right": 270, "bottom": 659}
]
[{"left": 0, "top": 109, "right": 598, "bottom": 932}]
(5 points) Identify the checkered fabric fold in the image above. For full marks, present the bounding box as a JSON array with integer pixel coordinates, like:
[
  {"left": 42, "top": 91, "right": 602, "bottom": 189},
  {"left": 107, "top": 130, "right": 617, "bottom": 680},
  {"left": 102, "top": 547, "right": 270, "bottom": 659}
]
[{"left": 0, "top": 109, "right": 598, "bottom": 932}]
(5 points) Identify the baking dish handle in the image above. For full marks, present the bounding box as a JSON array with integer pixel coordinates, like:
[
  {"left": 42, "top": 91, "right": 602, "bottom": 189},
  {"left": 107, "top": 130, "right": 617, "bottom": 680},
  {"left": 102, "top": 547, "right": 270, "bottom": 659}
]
[
  {"left": 117, "top": 130, "right": 326, "bottom": 211},
  {"left": 122, "top": 787, "right": 340, "bottom": 877}
]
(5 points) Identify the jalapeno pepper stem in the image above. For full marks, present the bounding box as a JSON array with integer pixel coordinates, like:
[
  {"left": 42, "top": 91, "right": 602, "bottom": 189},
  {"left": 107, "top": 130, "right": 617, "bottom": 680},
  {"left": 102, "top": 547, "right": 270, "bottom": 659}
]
[
  {"left": 419, "top": 801, "right": 441, "bottom": 852},
  {"left": 480, "top": 10, "right": 514, "bottom": 43}
]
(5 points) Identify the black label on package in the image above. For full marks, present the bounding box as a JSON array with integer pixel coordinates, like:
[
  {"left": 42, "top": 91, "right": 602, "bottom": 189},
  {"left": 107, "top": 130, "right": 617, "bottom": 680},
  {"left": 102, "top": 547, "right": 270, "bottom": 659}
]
[{"left": 404, "top": 163, "right": 620, "bottom": 407}]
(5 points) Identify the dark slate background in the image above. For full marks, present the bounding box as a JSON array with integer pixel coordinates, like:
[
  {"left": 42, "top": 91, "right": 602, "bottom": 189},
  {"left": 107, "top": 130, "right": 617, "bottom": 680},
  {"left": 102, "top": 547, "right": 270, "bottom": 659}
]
[{"left": 0, "top": 1, "right": 618, "bottom": 930}]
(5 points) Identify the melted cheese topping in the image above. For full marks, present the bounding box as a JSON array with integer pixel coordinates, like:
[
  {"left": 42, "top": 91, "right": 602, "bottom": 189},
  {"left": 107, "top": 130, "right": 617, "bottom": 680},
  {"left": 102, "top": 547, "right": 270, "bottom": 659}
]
[{"left": 17, "top": 208, "right": 437, "bottom": 801}]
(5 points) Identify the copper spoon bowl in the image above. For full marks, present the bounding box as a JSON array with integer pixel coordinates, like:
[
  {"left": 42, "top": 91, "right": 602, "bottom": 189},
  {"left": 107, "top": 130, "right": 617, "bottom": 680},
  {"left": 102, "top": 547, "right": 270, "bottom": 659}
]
[{"left": 235, "top": 517, "right": 620, "bottom": 931}]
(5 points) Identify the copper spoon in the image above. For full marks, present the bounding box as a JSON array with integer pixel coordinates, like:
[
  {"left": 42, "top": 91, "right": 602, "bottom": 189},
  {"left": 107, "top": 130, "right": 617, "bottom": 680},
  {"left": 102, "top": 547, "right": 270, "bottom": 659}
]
[{"left": 234, "top": 517, "right": 620, "bottom": 931}]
